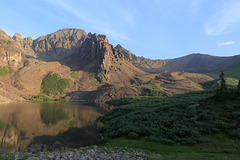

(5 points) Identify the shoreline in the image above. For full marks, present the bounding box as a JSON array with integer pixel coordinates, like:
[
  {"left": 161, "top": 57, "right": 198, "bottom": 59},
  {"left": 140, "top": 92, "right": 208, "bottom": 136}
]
[{"left": 0, "top": 145, "right": 150, "bottom": 160}]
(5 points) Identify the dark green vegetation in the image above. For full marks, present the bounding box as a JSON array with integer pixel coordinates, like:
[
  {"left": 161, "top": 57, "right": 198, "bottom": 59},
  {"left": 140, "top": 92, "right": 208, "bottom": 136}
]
[
  {"left": 101, "top": 90, "right": 227, "bottom": 145},
  {"left": 219, "top": 56, "right": 240, "bottom": 79},
  {"left": 142, "top": 85, "right": 172, "bottom": 97},
  {"left": 28, "top": 93, "right": 58, "bottom": 102},
  {"left": 40, "top": 104, "right": 70, "bottom": 125},
  {"left": 238, "top": 79, "right": 240, "bottom": 90},
  {"left": 100, "top": 136, "right": 240, "bottom": 160},
  {"left": 0, "top": 66, "right": 12, "bottom": 77},
  {"left": 216, "top": 71, "right": 228, "bottom": 97},
  {"left": 41, "top": 73, "right": 71, "bottom": 95},
  {"left": 99, "top": 73, "right": 240, "bottom": 159},
  {"left": 199, "top": 75, "right": 239, "bottom": 90},
  {"left": 215, "top": 71, "right": 240, "bottom": 99},
  {"left": 193, "top": 55, "right": 240, "bottom": 79},
  {"left": 106, "top": 96, "right": 155, "bottom": 106}
]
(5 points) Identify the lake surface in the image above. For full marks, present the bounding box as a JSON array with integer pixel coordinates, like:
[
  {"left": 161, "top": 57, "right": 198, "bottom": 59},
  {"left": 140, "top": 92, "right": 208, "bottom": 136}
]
[{"left": 0, "top": 101, "right": 108, "bottom": 152}]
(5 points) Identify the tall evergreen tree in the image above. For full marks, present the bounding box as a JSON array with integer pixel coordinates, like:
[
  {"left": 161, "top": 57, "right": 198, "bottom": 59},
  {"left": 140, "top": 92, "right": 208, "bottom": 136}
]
[{"left": 217, "top": 71, "right": 227, "bottom": 97}]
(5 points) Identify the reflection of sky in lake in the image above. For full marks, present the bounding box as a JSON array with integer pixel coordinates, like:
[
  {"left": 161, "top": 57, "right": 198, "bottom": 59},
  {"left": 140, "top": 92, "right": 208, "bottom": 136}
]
[{"left": 0, "top": 102, "right": 107, "bottom": 152}]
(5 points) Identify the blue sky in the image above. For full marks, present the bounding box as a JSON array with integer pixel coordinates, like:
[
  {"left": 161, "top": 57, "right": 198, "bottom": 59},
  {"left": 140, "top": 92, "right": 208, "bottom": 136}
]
[{"left": 1, "top": 0, "right": 240, "bottom": 59}]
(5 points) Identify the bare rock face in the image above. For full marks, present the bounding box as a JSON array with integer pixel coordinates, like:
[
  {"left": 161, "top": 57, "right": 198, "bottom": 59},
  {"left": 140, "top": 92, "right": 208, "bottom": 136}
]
[
  {"left": 32, "top": 28, "right": 88, "bottom": 59},
  {"left": 23, "top": 37, "right": 34, "bottom": 54},
  {"left": 76, "top": 33, "right": 123, "bottom": 66},
  {"left": 115, "top": 44, "right": 167, "bottom": 69},
  {"left": 0, "top": 34, "right": 23, "bottom": 68},
  {"left": 0, "top": 29, "right": 10, "bottom": 41},
  {"left": 78, "top": 33, "right": 110, "bottom": 60},
  {"left": 13, "top": 33, "right": 23, "bottom": 42},
  {"left": 0, "top": 28, "right": 89, "bottom": 62},
  {"left": 66, "top": 33, "right": 144, "bottom": 84}
]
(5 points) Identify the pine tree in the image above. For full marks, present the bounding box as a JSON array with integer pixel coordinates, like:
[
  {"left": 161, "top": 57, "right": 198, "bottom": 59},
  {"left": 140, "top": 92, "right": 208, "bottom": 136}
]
[
  {"left": 217, "top": 71, "right": 227, "bottom": 97},
  {"left": 216, "top": 81, "right": 221, "bottom": 95}
]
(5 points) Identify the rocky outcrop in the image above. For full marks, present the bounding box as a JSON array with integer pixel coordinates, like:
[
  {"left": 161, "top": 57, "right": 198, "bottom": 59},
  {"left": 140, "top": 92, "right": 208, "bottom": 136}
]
[
  {"left": 0, "top": 31, "right": 23, "bottom": 68},
  {"left": 65, "top": 33, "right": 144, "bottom": 84},
  {"left": 0, "top": 29, "right": 10, "bottom": 41},
  {"left": 1, "top": 28, "right": 89, "bottom": 63},
  {"left": 32, "top": 28, "right": 87, "bottom": 59},
  {"left": 12, "top": 33, "right": 23, "bottom": 42},
  {"left": 115, "top": 44, "right": 168, "bottom": 69}
]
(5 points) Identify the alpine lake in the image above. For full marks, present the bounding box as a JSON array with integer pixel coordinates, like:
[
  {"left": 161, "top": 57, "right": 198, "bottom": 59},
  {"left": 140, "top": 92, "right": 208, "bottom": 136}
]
[{"left": 0, "top": 101, "right": 109, "bottom": 152}]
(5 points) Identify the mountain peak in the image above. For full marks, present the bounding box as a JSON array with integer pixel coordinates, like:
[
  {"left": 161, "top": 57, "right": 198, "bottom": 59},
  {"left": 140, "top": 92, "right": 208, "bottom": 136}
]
[
  {"left": 54, "top": 28, "right": 86, "bottom": 36},
  {"left": 13, "top": 33, "right": 22, "bottom": 41},
  {"left": 115, "top": 44, "right": 123, "bottom": 49},
  {"left": 32, "top": 28, "right": 88, "bottom": 59},
  {"left": 0, "top": 29, "right": 9, "bottom": 40}
]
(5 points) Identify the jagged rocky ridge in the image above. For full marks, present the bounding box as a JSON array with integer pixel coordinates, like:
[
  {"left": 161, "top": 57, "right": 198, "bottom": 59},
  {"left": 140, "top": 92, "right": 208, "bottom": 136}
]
[
  {"left": 0, "top": 28, "right": 233, "bottom": 102},
  {"left": 0, "top": 28, "right": 146, "bottom": 102}
]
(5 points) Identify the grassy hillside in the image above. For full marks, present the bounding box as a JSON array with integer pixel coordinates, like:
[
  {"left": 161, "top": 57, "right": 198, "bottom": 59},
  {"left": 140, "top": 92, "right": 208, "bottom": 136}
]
[
  {"left": 99, "top": 89, "right": 240, "bottom": 159},
  {"left": 193, "top": 55, "right": 240, "bottom": 79},
  {"left": 200, "top": 77, "right": 239, "bottom": 89}
]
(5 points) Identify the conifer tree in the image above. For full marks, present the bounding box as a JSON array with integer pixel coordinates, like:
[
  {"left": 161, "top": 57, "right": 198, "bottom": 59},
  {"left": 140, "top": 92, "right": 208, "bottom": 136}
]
[{"left": 217, "top": 71, "right": 227, "bottom": 97}]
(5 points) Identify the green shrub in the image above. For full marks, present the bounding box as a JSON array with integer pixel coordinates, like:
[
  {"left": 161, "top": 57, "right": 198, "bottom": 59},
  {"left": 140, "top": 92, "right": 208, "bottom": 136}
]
[
  {"left": 135, "top": 77, "right": 146, "bottom": 84},
  {"left": 128, "top": 132, "right": 139, "bottom": 139},
  {"left": 41, "top": 73, "right": 71, "bottom": 95},
  {"left": 71, "top": 71, "right": 79, "bottom": 79},
  {"left": 70, "top": 120, "right": 78, "bottom": 127},
  {"left": 0, "top": 65, "right": 12, "bottom": 77},
  {"left": 228, "top": 129, "right": 240, "bottom": 138},
  {"left": 142, "top": 86, "right": 172, "bottom": 97},
  {"left": 28, "top": 93, "right": 57, "bottom": 102},
  {"left": 100, "top": 90, "right": 240, "bottom": 145}
]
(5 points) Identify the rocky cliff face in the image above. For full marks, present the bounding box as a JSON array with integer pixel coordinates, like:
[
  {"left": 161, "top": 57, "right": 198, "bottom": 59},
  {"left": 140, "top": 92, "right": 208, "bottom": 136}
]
[
  {"left": 0, "top": 28, "right": 145, "bottom": 100},
  {"left": 1, "top": 28, "right": 88, "bottom": 65},
  {"left": 115, "top": 44, "right": 168, "bottom": 70},
  {"left": 32, "top": 28, "right": 87, "bottom": 59},
  {"left": 0, "top": 29, "right": 10, "bottom": 41},
  {"left": 65, "top": 33, "right": 144, "bottom": 84},
  {"left": 0, "top": 30, "right": 23, "bottom": 68}
]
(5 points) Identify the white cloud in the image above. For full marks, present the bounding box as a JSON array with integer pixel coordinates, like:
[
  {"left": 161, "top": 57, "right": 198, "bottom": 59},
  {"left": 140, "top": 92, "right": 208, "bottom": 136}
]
[
  {"left": 45, "top": 0, "right": 131, "bottom": 41},
  {"left": 216, "top": 41, "right": 234, "bottom": 46},
  {"left": 205, "top": 1, "right": 240, "bottom": 36}
]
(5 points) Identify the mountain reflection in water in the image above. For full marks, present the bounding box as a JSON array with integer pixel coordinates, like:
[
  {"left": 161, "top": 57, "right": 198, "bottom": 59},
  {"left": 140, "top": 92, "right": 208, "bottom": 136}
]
[{"left": 0, "top": 102, "right": 108, "bottom": 152}]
